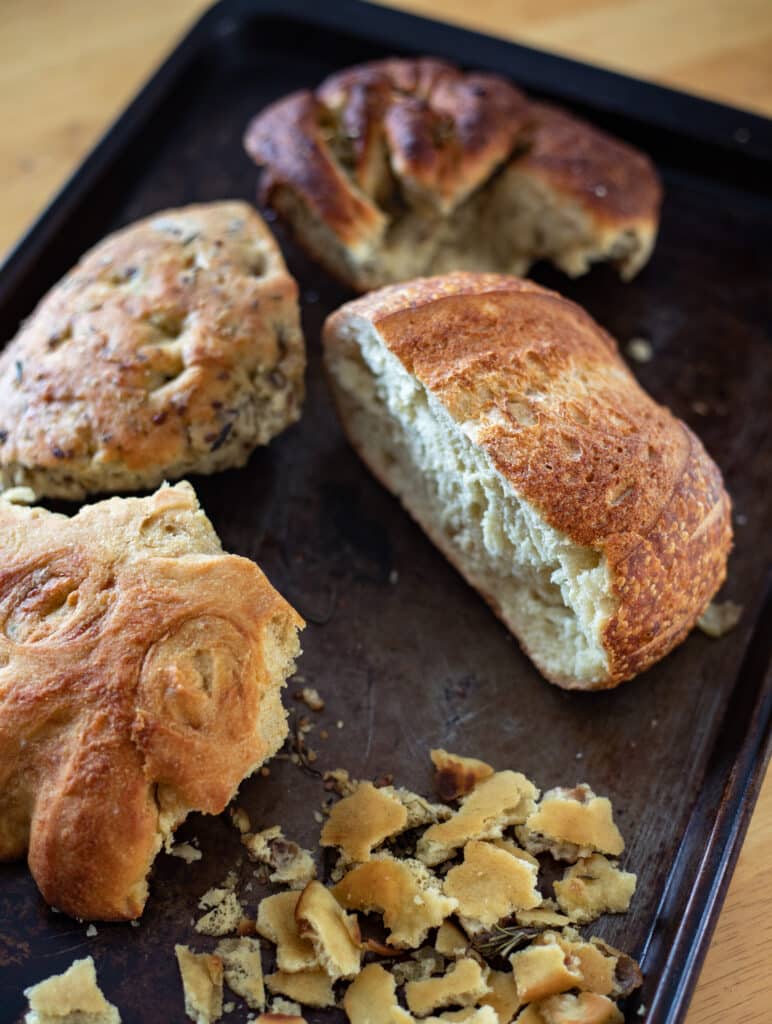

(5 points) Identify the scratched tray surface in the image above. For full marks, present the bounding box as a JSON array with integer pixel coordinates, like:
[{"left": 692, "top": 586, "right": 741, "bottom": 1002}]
[{"left": 0, "top": 4, "right": 770, "bottom": 1023}]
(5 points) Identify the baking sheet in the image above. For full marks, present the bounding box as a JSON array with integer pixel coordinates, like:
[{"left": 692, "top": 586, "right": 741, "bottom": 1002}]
[{"left": 0, "top": 2, "right": 770, "bottom": 1021}]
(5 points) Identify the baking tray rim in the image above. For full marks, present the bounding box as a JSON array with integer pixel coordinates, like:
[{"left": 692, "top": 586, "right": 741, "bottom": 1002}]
[{"left": 0, "top": 2, "right": 770, "bottom": 1022}]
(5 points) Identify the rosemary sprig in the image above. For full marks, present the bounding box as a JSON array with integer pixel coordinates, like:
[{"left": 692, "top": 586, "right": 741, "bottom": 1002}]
[{"left": 472, "top": 924, "right": 542, "bottom": 960}]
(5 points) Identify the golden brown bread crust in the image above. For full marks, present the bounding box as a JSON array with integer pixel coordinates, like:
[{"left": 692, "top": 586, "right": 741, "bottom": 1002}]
[
  {"left": 0, "top": 202, "right": 305, "bottom": 500},
  {"left": 0, "top": 482, "right": 303, "bottom": 919},
  {"left": 244, "top": 58, "right": 661, "bottom": 290},
  {"left": 323, "top": 273, "right": 732, "bottom": 687}
]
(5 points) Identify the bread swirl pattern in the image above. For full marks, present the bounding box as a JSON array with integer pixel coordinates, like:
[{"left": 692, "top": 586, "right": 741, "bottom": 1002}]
[{"left": 0, "top": 482, "right": 303, "bottom": 919}]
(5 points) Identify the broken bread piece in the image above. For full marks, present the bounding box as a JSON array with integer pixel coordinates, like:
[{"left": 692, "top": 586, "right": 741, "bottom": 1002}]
[
  {"left": 242, "top": 825, "right": 317, "bottom": 889},
  {"left": 510, "top": 941, "right": 583, "bottom": 1003},
  {"left": 256, "top": 891, "right": 319, "bottom": 973},
  {"left": 417, "top": 771, "right": 539, "bottom": 866},
  {"left": 536, "top": 992, "right": 623, "bottom": 1024},
  {"left": 431, "top": 749, "right": 495, "bottom": 802},
  {"left": 0, "top": 481, "right": 304, "bottom": 920},
  {"left": 175, "top": 945, "right": 223, "bottom": 1024},
  {"left": 516, "top": 786, "right": 624, "bottom": 862},
  {"left": 24, "top": 956, "right": 121, "bottom": 1024},
  {"left": 215, "top": 937, "right": 265, "bottom": 1011},
  {"left": 295, "top": 880, "right": 362, "bottom": 980},
  {"left": 245, "top": 58, "right": 661, "bottom": 292},
  {"left": 323, "top": 273, "right": 732, "bottom": 689},
  {"left": 344, "top": 964, "right": 413, "bottom": 1024},
  {"left": 405, "top": 958, "right": 490, "bottom": 1017},
  {"left": 444, "top": 840, "right": 541, "bottom": 933},
  {"left": 320, "top": 781, "right": 408, "bottom": 862},
  {"left": 0, "top": 202, "right": 305, "bottom": 500},
  {"left": 553, "top": 856, "right": 636, "bottom": 924},
  {"left": 332, "top": 852, "right": 457, "bottom": 948},
  {"left": 265, "top": 969, "right": 336, "bottom": 1009}
]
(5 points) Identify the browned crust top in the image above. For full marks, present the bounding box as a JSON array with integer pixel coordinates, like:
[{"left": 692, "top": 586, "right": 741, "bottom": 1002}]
[
  {"left": 0, "top": 483, "right": 302, "bottom": 918},
  {"left": 244, "top": 57, "right": 661, "bottom": 254},
  {"left": 517, "top": 102, "right": 663, "bottom": 223},
  {"left": 324, "top": 273, "right": 731, "bottom": 685},
  {"left": 0, "top": 201, "right": 303, "bottom": 487}
]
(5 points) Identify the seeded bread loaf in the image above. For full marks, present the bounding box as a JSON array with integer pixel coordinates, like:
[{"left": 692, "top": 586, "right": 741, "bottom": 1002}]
[
  {"left": 0, "top": 481, "right": 303, "bottom": 919},
  {"left": 244, "top": 58, "right": 661, "bottom": 292},
  {"left": 0, "top": 201, "right": 305, "bottom": 499},
  {"left": 323, "top": 273, "right": 731, "bottom": 689}
]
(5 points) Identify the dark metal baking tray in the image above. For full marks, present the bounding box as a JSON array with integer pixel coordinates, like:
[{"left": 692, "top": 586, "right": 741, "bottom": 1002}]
[{"left": 0, "top": 1, "right": 770, "bottom": 1021}]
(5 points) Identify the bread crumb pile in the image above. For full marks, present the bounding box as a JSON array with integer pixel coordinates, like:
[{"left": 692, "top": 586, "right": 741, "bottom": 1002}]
[{"left": 174, "top": 748, "right": 643, "bottom": 1024}]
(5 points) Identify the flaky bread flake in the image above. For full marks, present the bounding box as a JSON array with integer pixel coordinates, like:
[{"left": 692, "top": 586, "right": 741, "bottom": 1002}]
[
  {"left": 515, "top": 907, "right": 570, "bottom": 929},
  {"left": 479, "top": 969, "right": 522, "bottom": 1024},
  {"left": 389, "top": 786, "right": 454, "bottom": 828},
  {"left": 175, "top": 945, "right": 223, "bottom": 1024},
  {"left": 333, "top": 853, "right": 457, "bottom": 948},
  {"left": 256, "top": 891, "right": 319, "bottom": 973},
  {"left": 431, "top": 749, "right": 495, "bottom": 801},
  {"left": 24, "top": 957, "right": 121, "bottom": 1024},
  {"left": 444, "top": 840, "right": 541, "bottom": 932},
  {"left": 215, "top": 937, "right": 265, "bottom": 1010},
  {"left": 243, "top": 826, "right": 317, "bottom": 889},
  {"left": 426, "top": 1010, "right": 500, "bottom": 1024},
  {"left": 536, "top": 992, "right": 623, "bottom": 1024},
  {"left": 254, "top": 1015, "right": 307, "bottom": 1024},
  {"left": 295, "top": 880, "right": 362, "bottom": 980},
  {"left": 553, "top": 855, "right": 636, "bottom": 924},
  {"left": 516, "top": 787, "right": 623, "bottom": 862},
  {"left": 405, "top": 958, "right": 490, "bottom": 1017},
  {"left": 265, "top": 969, "right": 336, "bottom": 1008},
  {"left": 196, "top": 886, "right": 244, "bottom": 937},
  {"left": 343, "top": 964, "right": 414, "bottom": 1024},
  {"left": 418, "top": 772, "right": 539, "bottom": 866},
  {"left": 320, "top": 781, "right": 408, "bottom": 862},
  {"left": 510, "top": 943, "right": 583, "bottom": 1004},
  {"left": 436, "top": 920, "right": 469, "bottom": 958}
]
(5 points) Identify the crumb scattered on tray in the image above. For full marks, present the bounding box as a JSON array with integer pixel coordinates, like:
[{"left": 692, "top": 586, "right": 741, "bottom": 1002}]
[
  {"left": 430, "top": 749, "right": 494, "bottom": 801},
  {"left": 265, "top": 969, "right": 336, "bottom": 1009},
  {"left": 320, "top": 781, "right": 408, "bottom": 862},
  {"left": 242, "top": 825, "right": 317, "bottom": 889},
  {"left": 295, "top": 880, "right": 362, "bottom": 980},
  {"left": 625, "top": 338, "right": 653, "bottom": 363},
  {"left": 295, "top": 686, "right": 325, "bottom": 712},
  {"left": 554, "top": 855, "right": 637, "bottom": 924},
  {"left": 404, "top": 958, "right": 489, "bottom": 1017},
  {"left": 697, "top": 600, "right": 743, "bottom": 638},
  {"left": 196, "top": 886, "right": 244, "bottom": 937},
  {"left": 170, "top": 842, "right": 204, "bottom": 863},
  {"left": 516, "top": 785, "right": 624, "bottom": 862}
]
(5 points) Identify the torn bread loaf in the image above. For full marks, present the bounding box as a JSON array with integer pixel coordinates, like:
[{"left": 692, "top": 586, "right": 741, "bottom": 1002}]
[
  {"left": 323, "top": 272, "right": 732, "bottom": 688},
  {"left": 0, "top": 481, "right": 303, "bottom": 919},
  {"left": 244, "top": 57, "right": 661, "bottom": 291},
  {"left": 0, "top": 201, "right": 305, "bottom": 499}
]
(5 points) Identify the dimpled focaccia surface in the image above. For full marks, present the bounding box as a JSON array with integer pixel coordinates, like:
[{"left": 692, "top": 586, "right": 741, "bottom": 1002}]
[
  {"left": 0, "top": 201, "right": 305, "bottom": 499},
  {"left": 323, "top": 272, "right": 732, "bottom": 688},
  {"left": 0, "top": 482, "right": 303, "bottom": 920},
  {"left": 244, "top": 57, "right": 661, "bottom": 291}
]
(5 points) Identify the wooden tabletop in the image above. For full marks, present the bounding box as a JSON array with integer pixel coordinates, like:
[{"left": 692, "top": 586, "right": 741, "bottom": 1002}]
[{"left": 2, "top": 1, "right": 770, "bottom": 1021}]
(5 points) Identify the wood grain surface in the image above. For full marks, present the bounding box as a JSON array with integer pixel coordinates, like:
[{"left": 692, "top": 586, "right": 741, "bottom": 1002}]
[{"left": 0, "top": 2, "right": 770, "bottom": 1022}]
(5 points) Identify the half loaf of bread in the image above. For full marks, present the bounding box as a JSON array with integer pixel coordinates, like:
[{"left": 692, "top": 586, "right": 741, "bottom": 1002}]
[
  {"left": 323, "top": 273, "right": 731, "bottom": 689},
  {"left": 0, "top": 481, "right": 303, "bottom": 919}
]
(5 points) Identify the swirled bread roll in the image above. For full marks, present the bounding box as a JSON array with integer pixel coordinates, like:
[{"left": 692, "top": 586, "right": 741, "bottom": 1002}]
[
  {"left": 0, "top": 201, "right": 305, "bottom": 500},
  {"left": 244, "top": 58, "right": 661, "bottom": 291},
  {"left": 323, "top": 273, "right": 732, "bottom": 689},
  {"left": 0, "top": 482, "right": 303, "bottom": 919}
]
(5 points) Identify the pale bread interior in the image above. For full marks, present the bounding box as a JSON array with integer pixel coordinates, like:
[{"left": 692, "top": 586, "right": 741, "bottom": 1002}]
[
  {"left": 326, "top": 320, "right": 618, "bottom": 685},
  {"left": 273, "top": 159, "right": 651, "bottom": 293}
]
